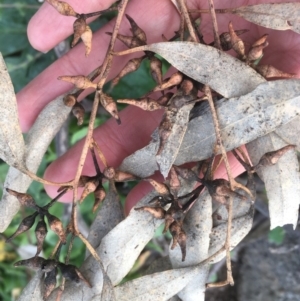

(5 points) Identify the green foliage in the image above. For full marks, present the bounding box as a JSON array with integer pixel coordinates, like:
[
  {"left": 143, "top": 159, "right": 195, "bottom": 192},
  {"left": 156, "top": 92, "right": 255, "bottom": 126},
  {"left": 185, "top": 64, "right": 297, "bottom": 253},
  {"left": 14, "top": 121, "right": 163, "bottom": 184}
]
[{"left": 268, "top": 226, "right": 286, "bottom": 245}]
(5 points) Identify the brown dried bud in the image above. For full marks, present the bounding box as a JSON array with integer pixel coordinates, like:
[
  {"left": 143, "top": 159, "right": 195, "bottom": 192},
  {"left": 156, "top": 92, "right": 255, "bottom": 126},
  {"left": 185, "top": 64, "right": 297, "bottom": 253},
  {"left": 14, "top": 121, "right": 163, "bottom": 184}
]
[
  {"left": 126, "top": 14, "right": 147, "bottom": 43},
  {"left": 42, "top": 259, "right": 57, "bottom": 273},
  {"left": 173, "top": 166, "right": 198, "bottom": 182},
  {"left": 63, "top": 94, "right": 77, "bottom": 107},
  {"left": 169, "top": 221, "right": 187, "bottom": 261},
  {"left": 72, "top": 102, "right": 85, "bottom": 125},
  {"left": 46, "top": 0, "right": 77, "bottom": 17},
  {"left": 81, "top": 25, "right": 92, "bottom": 57},
  {"left": 219, "top": 29, "right": 248, "bottom": 51},
  {"left": 150, "top": 56, "right": 162, "bottom": 85},
  {"left": 14, "top": 256, "right": 45, "bottom": 270},
  {"left": 255, "top": 64, "right": 295, "bottom": 79},
  {"left": 112, "top": 57, "right": 143, "bottom": 87},
  {"left": 35, "top": 218, "right": 48, "bottom": 256},
  {"left": 99, "top": 93, "right": 120, "bottom": 124},
  {"left": 146, "top": 179, "right": 170, "bottom": 196},
  {"left": 93, "top": 185, "right": 106, "bottom": 213},
  {"left": 152, "top": 72, "right": 183, "bottom": 92},
  {"left": 163, "top": 215, "right": 175, "bottom": 233},
  {"left": 114, "top": 170, "right": 138, "bottom": 182},
  {"left": 109, "top": 32, "right": 144, "bottom": 49},
  {"left": 6, "top": 212, "right": 38, "bottom": 242},
  {"left": 134, "top": 206, "right": 166, "bottom": 219},
  {"left": 72, "top": 17, "right": 87, "bottom": 47},
  {"left": 169, "top": 167, "right": 181, "bottom": 197},
  {"left": 157, "top": 93, "right": 173, "bottom": 106},
  {"left": 43, "top": 267, "right": 57, "bottom": 300},
  {"left": 117, "top": 97, "right": 162, "bottom": 111},
  {"left": 228, "top": 21, "right": 246, "bottom": 60},
  {"left": 58, "top": 263, "right": 92, "bottom": 287},
  {"left": 157, "top": 113, "right": 172, "bottom": 155},
  {"left": 247, "top": 35, "right": 269, "bottom": 63},
  {"left": 6, "top": 188, "right": 38, "bottom": 209},
  {"left": 80, "top": 178, "right": 100, "bottom": 203},
  {"left": 103, "top": 166, "right": 116, "bottom": 180},
  {"left": 58, "top": 75, "right": 96, "bottom": 90},
  {"left": 255, "top": 145, "right": 295, "bottom": 169},
  {"left": 46, "top": 213, "right": 66, "bottom": 243}
]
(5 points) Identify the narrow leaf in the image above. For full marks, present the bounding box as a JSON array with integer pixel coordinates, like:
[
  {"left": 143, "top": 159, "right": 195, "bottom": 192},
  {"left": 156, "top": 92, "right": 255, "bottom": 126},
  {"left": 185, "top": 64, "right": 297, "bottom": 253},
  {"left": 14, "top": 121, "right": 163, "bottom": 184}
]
[
  {"left": 0, "top": 53, "right": 25, "bottom": 168},
  {"left": 231, "top": 3, "right": 300, "bottom": 33},
  {"left": 247, "top": 133, "right": 300, "bottom": 229},
  {"left": 120, "top": 79, "right": 300, "bottom": 178},
  {"left": 116, "top": 41, "right": 265, "bottom": 98},
  {"left": 0, "top": 95, "right": 71, "bottom": 232}
]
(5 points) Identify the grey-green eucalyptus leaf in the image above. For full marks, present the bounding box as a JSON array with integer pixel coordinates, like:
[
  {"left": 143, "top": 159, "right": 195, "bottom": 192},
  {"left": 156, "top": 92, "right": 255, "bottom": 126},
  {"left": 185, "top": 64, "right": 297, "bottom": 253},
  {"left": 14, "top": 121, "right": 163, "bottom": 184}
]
[
  {"left": 120, "top": 79, "right": 300, "bottom": 178},
  {"left": 247, "top": 133, "right": 300, "bottom": 229},
  {"left": 231, "top": 3, "right": 300, "bottom": 33},
  {"left": 17, "top": 271, "right": 43, "bottom": 301}
]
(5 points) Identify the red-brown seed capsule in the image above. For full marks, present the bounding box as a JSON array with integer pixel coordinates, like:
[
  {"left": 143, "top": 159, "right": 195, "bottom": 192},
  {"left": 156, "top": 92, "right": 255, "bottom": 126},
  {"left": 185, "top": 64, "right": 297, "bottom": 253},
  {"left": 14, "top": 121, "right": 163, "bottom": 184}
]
[
  {"left": 125, "top": 14, "right": 147, "bottom": 43},
  {"left": 46, "top": 0, "right": 78, "bottom": 17},
  {"left": 81, "top": 25, "right": 92, "bottom": 57},
  {"left": 134, "top": 206, "right": 166, "bottom": 219},
  {"left": 6, "top": 212, "right": 38, "bottom": 242},
  {"left": 117, "top": 97, "right": 162, "bottom": 111},
  {"left": 43, "top": 267, "right": 57, "bottom": 300},
  {"left": 63, "top": 94, "right": 77, "bottom": 107},
  {"left": 255, "top": 64, "right": 295, "bottom": 79},
  {"left": 93, "top": 185, "right": 106, "bottom": 213},
  {"left": 150, "top": 56, "right": 162, "bottom": 86},
  {"left": 98, "top": 93, "right": 120, "bottom": 124},
  {"left": 152, "top": 72, "right": 183, "bottom": 92},
  {"left": 228, "top": 21, "right": 246, "bottom": 60},
  {"left": 219, "top": 29, "right": 248, "bottom": 51},
  {"left": 46, "top": 213, "right": 66, "bottom": 243},
  {"left": 111, "top": 57, "right": 143, "bottom": 87},
  {"left": 80, "top": 178, "right": 100, "bottom": 204},
  {"left": 35, "top": 219, "right": 47, "bottom": 256},
  {"left": 58, "top": 263, "right": 91, "bottom": 287},
  {"left": 58, "top": 75, "right": 96, "bottom": 90},
  {"left": 72, "top": 102, "right": 85, "bottom": 125},
  {"left": 146, "top": 179, "right": 170, "bottom": 196},
  {"left": 14, "top": 256, "right": 45, "bottom": 270},
  {"left": 72, "top": 17, "right": 86, "bottom": 47},
  {"left": 169, "top": 221, "right": 187, "bottom": 261},
  {"left": 6, "top": 189, "right": 38, "bottom": 209},
  {"left": 255, "top": 145, "right": 296, "bottom": 169}
]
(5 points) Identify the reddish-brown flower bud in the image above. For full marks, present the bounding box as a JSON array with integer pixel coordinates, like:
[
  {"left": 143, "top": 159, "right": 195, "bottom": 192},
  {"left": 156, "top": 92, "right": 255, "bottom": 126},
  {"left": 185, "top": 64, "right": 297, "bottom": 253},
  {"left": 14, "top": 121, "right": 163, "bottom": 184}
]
[
  {"left": 169, "top": 221, "right": 187, "bottom": 261},
  {"left": 228, "top": 22, "right": 246, "bottom": 60},
  {"left": 81, "top": 25, "right": 92, "bottom": 57},
  {"left": 247, "top": 35, "right": 269, "bottom": 63},
  {"left": 112, "top": 57, "right": 143, "bottom": 87},
  {"left": 6, "top": 212, "right": 38, "bottom": 242},
  {"left": 43, "top": 267, "right": 57, "bottom": 300},
  {"left": 219, "top": 29, "right": 248, "bottom": 51},
  {"left": 58, "top": 75, "right": 96, "bottom": 90},
  {"left": 117, "top": 97, "right": 162, "bottom": 111},
  {"left": 35, "top": 218, "right": 48, "bottom": 256},
  {"left": 72, "top": 102, "right": 85, "bottom": 125},
  {"left": 46, "top": 0, "right": 78, "bottom": 17},
  {"left": 255, "top": 64, "right": 295, "bottom": 79},
  {"left": 80, "top": 178, "right": 100, "bottom": 204},
  {"left": 6, "top": 189, "right": 38, "bottom": 209},
  {"left": 134, "top": 206, "right": 166, "bottom": 219},
  {"left": 255, "top": 145, "right": 295, "bottom": 170},
  {"left": 152, "top": 72, "right": 183, "bottom": 92},
  {"left": 93, "top": 185, "right": 106, "bottom": 213},
  {"left": 72, "top": 17, "right": 87, "bottom": 47},
  {"left": 125, "top": 14, "right": 147, "bottom": 43},
  {"left": 146, "top": 179, "right": 170, "bottom": 196},
  {"left": 46, "top": 213, "right": 66, "bottom": 243},
  {"left": 98, "top": 93, "right": 120, "bottom": 124},
  {"left": 150, "top": 56, "right": 162, "bottom": 86},
  {"left": 63, "top": 94, "right": 77, "bottom": 107}
]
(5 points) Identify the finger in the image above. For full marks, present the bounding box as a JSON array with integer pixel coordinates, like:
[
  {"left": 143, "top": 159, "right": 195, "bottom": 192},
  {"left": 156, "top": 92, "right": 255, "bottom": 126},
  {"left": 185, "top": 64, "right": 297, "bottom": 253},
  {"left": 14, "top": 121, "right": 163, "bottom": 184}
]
[
  {"left": 18, "top": 0, "right": 188, "bottom": 132},
  {"left": 124, "top": 147, "right": 249, "bottom": 215},
  {"left": 44, "top": 105, "right": 164, "bottom": 200},
  {"left": 28, "top": 0, "right": 116, "bottom": 52}
]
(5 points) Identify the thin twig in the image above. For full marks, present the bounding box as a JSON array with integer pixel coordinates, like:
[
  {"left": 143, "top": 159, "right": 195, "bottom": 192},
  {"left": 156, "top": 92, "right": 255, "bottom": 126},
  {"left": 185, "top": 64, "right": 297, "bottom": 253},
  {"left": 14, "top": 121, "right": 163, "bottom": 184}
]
[
  {"left": 207, "top": 0, "right": 222, "bottom": 50},
  {"left": 71, "top": 0, "right": 129, "bottom": 235},
  {"left": 176, "top": 0, "right": 198, "bottom": 43},
  {"left": 189, "top": 8, "right": 230, "bottom": 14}
]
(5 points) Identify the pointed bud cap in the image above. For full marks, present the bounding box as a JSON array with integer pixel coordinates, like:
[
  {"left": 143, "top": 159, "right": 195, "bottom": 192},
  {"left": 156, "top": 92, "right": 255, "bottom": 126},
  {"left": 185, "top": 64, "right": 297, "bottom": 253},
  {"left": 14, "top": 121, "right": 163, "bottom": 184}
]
[
  {"left": 72, "top": 17, "right": 87, "bottom": 47},
  {"left": 80, "top": 178, "right": 99, "bottom": 203},
  {"left": 228, "top": 21, "right": 246, "bottom": 60},
  {"left": 125, "top": 14, "right": 147, "bottom": 43},
  {"left": 46, "top": 213, "right": 66, "bottom": 243},
  {"left": 99, "top": 93, "right": 120, "bottom": 124},
  {"left": 58, "top": 75, "right": 96, "bottom": 90},
  {"left": 46, "top": 0, "right": 78, "bottom": 17},
  {"left": 146, "top": 179, "right": 170, "bottom": 196},
  {"left": 72, "top": 102, "right": 85, "bottom": 125},
  {"left": 81, "top": 25, "right": 92, "bottom": 57},
  {"left": 6, "top": 189, "right": 38, "bottom": 209},
  {"left": 6, "top": 212, "right": 38, "bottom": 242},
  {"left": 14, "top": 256, "right": 45, "bottom": 270}
]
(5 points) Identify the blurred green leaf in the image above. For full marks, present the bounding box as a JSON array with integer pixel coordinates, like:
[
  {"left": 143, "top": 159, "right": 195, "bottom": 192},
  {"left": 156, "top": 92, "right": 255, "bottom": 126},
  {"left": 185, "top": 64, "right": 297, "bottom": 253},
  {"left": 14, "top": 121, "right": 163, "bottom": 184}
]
[{"left": 268, "top": 226, "right": 285, "bottom": 245}]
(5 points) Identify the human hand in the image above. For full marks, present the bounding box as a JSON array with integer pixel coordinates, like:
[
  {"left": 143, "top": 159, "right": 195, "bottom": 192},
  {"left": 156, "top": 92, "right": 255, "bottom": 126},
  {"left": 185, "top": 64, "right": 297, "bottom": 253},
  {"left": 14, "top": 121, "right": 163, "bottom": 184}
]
[{"left": 17, "top": 0, "right": 300, "bottom": 214}]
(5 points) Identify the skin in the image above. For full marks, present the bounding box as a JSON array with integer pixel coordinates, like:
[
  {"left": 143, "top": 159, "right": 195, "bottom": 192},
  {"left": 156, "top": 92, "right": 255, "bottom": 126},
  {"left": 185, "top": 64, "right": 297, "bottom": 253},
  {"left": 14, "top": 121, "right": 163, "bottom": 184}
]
[{"left": 17, "top": 0, "right": 300, "bottom": 214}]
